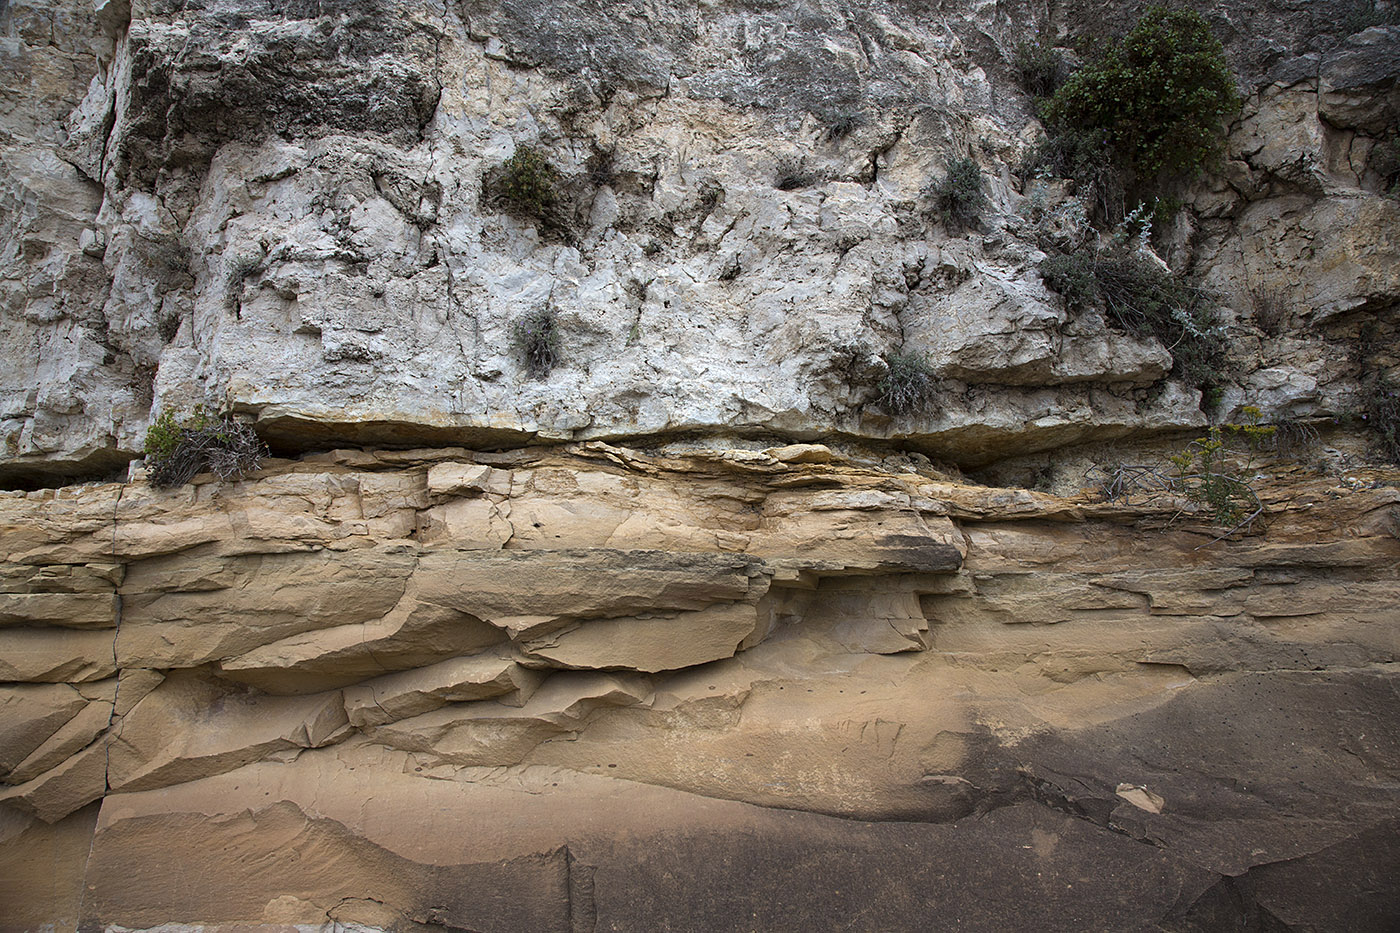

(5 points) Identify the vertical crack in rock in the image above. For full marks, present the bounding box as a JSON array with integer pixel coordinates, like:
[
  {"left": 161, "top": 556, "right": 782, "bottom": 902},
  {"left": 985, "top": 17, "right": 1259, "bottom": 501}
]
[{"left": 565, "top": 843, "right": 598, "bottom": 933}]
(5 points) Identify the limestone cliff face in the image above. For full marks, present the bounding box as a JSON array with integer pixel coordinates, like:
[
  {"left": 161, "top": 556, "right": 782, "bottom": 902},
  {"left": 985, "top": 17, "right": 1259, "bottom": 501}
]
[
  {"left": 2, "top": 0, "right": 1397, "bottom": 482},
  {"left": 2, "top": 0, "right": 1399, "bottom": 930}
]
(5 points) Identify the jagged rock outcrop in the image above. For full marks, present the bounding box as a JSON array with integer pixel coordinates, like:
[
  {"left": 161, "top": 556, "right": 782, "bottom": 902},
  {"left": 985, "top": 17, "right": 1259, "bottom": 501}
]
[
  {"left": 2, "top": 0, "right": 1397, "bottom": 484},
  {"left": 1, "top": 443, "right": 1397, "bottom": 929}
]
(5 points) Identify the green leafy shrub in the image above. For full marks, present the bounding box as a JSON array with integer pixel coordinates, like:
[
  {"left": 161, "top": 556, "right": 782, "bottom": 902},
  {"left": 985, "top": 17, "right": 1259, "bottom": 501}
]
[
  {"left": 1042, "top": 8, "right": 1240, "bottom": 186},
  {"left": 511, "top": 306, "right": 560, "bottom": 378},
  {"left": 877, "top": 351, "right": 939, "bottom": 414},
  {"left": 497, "top": 145, "right": 560, "bottom": 222},
  {"left": 1183, "top": 408, "right": 1273, "bottom": 514},
  {"left": 142, "top": 410, "right": 190, "bottom": 465},
  {"left": 1171, "top": 436, "right": 1257, "bottom": 529},
  {"left": 143, "top": 406, "right": 265, "bottom": 489},
  {"left": 1039, "top": 246, "right": 1226, "bottom": 392},
  {"left": 1038, "top": 250, "right": 1099, "bottom": 306},
  {"left": 927, "top": 157, "right": 987, "bottom": 229}
]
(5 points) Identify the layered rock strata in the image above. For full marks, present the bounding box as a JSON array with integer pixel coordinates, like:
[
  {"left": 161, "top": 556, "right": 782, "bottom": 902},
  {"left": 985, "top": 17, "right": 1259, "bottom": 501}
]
[
  {"left": 3, "top": 0, "right": 1400, "bottom": 928},
  {"left": 1, "top": 444, "right": 1397, "bottom": 929}
]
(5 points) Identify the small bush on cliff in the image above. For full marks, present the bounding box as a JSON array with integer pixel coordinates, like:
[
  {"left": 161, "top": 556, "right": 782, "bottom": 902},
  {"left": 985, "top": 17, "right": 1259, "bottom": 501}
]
[
  {"left": 1360, "top": 375, "right": 1400, "bottom": 464},
  {"left": 1091, "top": 406, "right": 1275, "bottom": 545},
  {"left": 877, "top": 352, "right": 940, "bottom": 415},
  {"left": 774, "top": 157, "right": 821, "bottom": 191},
  {"left": 1028, "top": 8, "right": 1239, "bottom": 224},
  {"left": 1269, "top": 418, "right": 1320, "bottom": 457},
  {"left": 1043, "top": 8, "right": 1239, "bottom": 184},
  {"left": 1166, "top": 408, "right": 1274, "bottom": 531},
  {"left": 1039, "top": 245, "right": 1225, "bottom": 393},
  {"left": 1020, "top": 126, "right": 1124, "bottom": 224},
  {"left": 143, "top": 407, "right": 265, "bottom": 489},
  {"left": 927, "top": 157, "right": 986, "bottom": 230},
  {"left": 511, "top": 306, "right": 561, "bottom": 378},
  {"left": 823, "top": 111, "right": 865, "bottom": 141},
  {"left": 496, "top": 145, "right": 560, "bottom": 223},
  {"left": 1014, "top": 34, "right": 1066, "bottom": 98}
]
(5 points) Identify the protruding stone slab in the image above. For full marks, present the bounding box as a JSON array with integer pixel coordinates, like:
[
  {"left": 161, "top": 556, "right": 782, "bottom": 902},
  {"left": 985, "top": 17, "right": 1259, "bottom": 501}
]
[
  {"left": 0, "top": 684, "right": 90, "bottom": 777},
  {"left": 518, "top": 601, "right": 771, "bottom": 673},
  {"left": 414, "top": 549, "right": 770, "bottom": 622},
  {"left": 0, "top": 562, "right": 123, "bottom": 593},
  {"left": 763, "top": 444, "right": 835, "bottom": 464},
  {"left": 0, "top": 628, "right": 116, "bottom": 683},
  {"left": 343, "top": 654, "right": 545, "bottom": 728},
  {"left": 0, "top": 741, "right": 108, "bottom": 823},
  {"left": 6, "top": 695, "right": 113, "bottom": 785},
  {"left": 1319, "top": 25, "right": 1400, "bottom": 134},
  {"left": 425, "top": 461, "right": 493, "bottom": 497},
  {"left": 0, "top": 592, "right": 118, "bottom": 628},
  {"left": 216, "top": 586, "right": 506, "bottom": 695},
  {"left": 749, "top": 493, "right": 965, "bottom": 572},
  {"left": 108, "top": 672, "right": 352, "bottom": 795},
  {"left": 118, "top": 546, "right": 418, "bottom": 669},
  {"left": 366, "top": 671, "right": 652, "bottom": 767}
]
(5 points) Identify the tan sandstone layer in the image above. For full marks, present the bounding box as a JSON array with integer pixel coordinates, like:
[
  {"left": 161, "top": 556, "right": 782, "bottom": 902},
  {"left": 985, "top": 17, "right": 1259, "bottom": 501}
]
[{"left": 0, "top": 442, "right": 1396, "bottom": 930}]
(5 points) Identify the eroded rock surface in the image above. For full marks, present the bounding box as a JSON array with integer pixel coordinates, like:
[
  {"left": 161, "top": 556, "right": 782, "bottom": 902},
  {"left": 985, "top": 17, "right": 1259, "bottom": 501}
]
[
  {"left": 2, "top": 0, "right": 1397, "bottom": 483},
  {"left": 0, "top": 444, "right": 1396, "bottom": 929}
]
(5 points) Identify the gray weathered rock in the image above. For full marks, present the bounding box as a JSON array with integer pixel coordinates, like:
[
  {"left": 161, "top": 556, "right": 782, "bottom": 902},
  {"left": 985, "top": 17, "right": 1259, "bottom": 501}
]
[{"left": 7, "top": 0, "right": 1396, "bottom": 482}]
